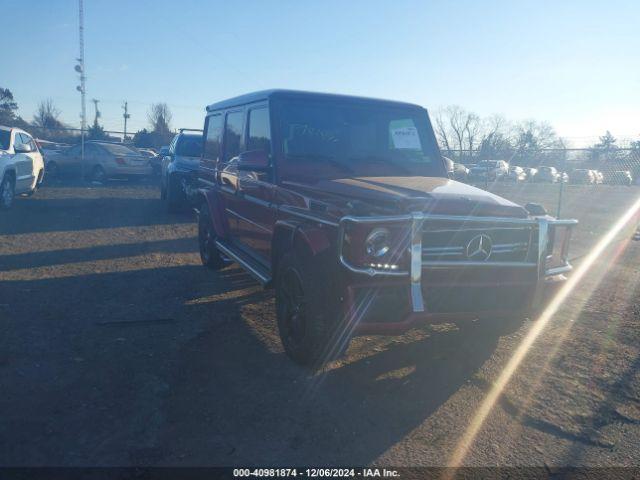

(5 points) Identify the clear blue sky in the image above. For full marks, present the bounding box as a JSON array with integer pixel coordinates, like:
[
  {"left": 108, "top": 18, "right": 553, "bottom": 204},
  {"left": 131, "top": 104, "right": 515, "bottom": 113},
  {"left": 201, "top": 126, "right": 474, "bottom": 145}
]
[{"left": 3, "top": 0, "right": 639, "bottom": 146}]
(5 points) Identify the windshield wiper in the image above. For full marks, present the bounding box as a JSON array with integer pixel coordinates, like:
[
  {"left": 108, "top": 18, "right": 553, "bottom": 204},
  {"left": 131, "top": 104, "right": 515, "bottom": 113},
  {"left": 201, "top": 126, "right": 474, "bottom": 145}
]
[{"left": 285, "top": 153, "right": 353, "bottom": 173}]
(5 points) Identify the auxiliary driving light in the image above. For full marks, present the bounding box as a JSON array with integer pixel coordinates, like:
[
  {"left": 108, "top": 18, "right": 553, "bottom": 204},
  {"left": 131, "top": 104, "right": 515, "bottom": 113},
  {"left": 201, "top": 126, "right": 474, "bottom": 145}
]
[{"left": 365, "top": 228, "right": 391, "bottom": 258}]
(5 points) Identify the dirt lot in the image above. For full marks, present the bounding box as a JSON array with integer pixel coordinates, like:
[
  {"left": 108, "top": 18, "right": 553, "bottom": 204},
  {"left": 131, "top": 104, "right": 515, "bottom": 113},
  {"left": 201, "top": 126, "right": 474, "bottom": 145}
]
[{"left": 1, "top": 179, "right": 640, "bottom": 467}]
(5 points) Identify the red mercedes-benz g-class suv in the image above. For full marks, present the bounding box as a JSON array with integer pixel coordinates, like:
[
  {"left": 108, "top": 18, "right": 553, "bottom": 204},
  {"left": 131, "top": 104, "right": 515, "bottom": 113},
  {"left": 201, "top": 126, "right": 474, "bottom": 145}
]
[{"left": 196, "top": 90, "right": 577, "bottom": 366}]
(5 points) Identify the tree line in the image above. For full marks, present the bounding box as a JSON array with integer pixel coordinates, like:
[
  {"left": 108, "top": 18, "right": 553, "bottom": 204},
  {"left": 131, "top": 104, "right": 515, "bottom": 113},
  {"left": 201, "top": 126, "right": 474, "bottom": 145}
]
[
  {"left": 2, "top": 86, "right": 638, "bottom": 162},
  {"left": 0, "top": 87, "right": 175, "bottom": 149},
  {"left": 434, "top": 105, "right": 639, "bottom": 167}
]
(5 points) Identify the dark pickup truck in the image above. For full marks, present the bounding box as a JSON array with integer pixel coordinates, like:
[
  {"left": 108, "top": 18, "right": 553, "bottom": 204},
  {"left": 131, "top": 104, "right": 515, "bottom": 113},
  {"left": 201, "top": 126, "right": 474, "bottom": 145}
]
[{"left": 195, "top": 90, "right": 577, "bottom": 366}]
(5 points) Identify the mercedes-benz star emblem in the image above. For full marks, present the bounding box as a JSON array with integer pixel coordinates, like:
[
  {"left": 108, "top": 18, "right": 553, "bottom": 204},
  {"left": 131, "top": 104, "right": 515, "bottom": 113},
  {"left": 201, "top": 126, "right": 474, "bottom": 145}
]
[{"left": 466, "top": 234, "right": 493, "bottom": 261}]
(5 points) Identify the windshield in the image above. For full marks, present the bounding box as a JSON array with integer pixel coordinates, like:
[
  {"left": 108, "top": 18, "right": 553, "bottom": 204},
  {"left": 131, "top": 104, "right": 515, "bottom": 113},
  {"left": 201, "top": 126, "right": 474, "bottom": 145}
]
[
  {"left": 0, "top": 130, "right": 10, "bottom": 150},
  {"left": 276, "top": 99, "right": 444, "bottom": 181},
  {"left": 175, "top": 134, "right": 203, "bottom": 157},
  {"left": 98, "top": 143, "right": 141, "bottom": 156}
]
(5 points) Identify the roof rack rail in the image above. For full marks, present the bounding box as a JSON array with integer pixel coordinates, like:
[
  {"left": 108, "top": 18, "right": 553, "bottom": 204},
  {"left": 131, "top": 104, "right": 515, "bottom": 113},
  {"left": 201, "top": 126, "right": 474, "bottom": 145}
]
[{"left": 178, "top": 128, "right": 203, "bottom": 133}]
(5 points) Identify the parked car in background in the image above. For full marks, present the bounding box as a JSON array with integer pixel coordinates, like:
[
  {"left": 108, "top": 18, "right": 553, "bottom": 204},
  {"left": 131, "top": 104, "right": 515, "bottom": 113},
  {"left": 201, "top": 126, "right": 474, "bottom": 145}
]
[
  {"left": 504, "top": 165, "right": 527, "bottom": 182},
  {"left": 195, "top": 89, "right": 577, "bottom": 366},
  {"left": 468, "top": 159, "right": 509, "bottom": 181},
  {"left": 592, "top": 170, "right": 604, "bottom": 184},
  {"left": 37, "top": 140, "right": 70, "bottom": 179},
  {"left": 452, "top": 162, "right": 469, "bottom": 181},
  {"left": 138, "top": 148, "right": 159, "bottom": 176},
  {"left": 0, "top": 126, "right": 45, "bottom": 209},
  {"left": 443, "top": 156, "right": 454, "bottom": 176},
  {"left": 151, "top": 146, "right": 169, "bottom": 176},
  {"left": 604, "top": 170, "right": 633, "bottom": 186},
  {"left": 569, "top": 169, "right": 595, "bottom": 184},
  {"left": 535, "top": 166, "right": 560, "bottom": 183},
  {"left": 160, "top": 129, "right": 203, "bottom": 211},
  {"left": 524, "top": 167, "right": 538, "bottom": 181},
  {"left": 47, "top": 141, "right": 152, "bottom": 182}
]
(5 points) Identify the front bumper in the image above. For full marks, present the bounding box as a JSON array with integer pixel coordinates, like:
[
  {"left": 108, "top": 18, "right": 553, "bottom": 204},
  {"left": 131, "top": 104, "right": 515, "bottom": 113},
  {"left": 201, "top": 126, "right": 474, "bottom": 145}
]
[{"left": 337, "top": 212, "right": 577, "bottom": 334}]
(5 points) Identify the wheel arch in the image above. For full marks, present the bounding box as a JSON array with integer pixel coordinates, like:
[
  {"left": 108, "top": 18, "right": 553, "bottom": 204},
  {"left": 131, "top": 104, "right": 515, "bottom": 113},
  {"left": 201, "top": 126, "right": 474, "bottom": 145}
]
[
  {"left": 271, "top": 221, "right": 332, "bottom": 281},
  {"left": 2, "top": 167, "right": 16, "bottom": 182},
  {"left": 197, "top": 188, "right": 228, "bottom": 239}
]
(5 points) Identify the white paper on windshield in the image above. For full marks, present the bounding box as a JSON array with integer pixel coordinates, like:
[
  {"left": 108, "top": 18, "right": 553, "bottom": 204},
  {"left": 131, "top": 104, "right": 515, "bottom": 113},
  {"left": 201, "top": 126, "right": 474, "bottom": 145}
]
[{"left": 391, "top": 126, "right": 421, "bottom": 150}]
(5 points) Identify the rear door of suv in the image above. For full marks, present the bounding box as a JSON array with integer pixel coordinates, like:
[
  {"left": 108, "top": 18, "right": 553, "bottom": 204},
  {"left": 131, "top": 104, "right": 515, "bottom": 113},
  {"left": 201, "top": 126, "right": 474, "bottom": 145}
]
[{"left": 233, "top": 104, "right": 275, "bottom": 263}]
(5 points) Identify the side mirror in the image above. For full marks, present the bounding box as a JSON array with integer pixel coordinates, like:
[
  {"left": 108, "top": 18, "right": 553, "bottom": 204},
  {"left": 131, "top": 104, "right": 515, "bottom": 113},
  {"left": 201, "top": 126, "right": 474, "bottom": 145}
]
[{"left": 238, "top": 150, "right": 270, "bottom": 171}]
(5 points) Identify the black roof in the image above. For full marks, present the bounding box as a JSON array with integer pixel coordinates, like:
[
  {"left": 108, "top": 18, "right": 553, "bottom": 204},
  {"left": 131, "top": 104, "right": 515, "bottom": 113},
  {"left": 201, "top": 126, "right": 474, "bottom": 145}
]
[{"left": 205, "top": 89, "right": 424, "bottom": 112}]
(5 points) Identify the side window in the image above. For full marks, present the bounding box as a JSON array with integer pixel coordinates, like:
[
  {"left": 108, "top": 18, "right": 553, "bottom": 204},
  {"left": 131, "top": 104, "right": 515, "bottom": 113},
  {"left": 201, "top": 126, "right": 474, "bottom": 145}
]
[
  {"left": 67, "top": 145, "right": 81, "bottom": 156},
  {"left": 223, "top": 110, "right": 244, "bottom": 163},
  {"left": 203, "top": 114, "right": 222, "bottom": 162},
  {"left": 246, "top": 107, "right": 271, "bottom": 153},
  {"left": 18, "top": 133, "right": 37, "bottom": 152},
  {"left": 85, "top": 144, "right": 100, "bottom": 156}
]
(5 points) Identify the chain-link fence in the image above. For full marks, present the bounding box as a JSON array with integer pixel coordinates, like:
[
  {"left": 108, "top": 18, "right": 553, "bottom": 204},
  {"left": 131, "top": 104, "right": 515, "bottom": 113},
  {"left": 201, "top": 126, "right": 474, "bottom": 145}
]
[{"left": 442, "top": 148, "right": 640, "bottom": 219}]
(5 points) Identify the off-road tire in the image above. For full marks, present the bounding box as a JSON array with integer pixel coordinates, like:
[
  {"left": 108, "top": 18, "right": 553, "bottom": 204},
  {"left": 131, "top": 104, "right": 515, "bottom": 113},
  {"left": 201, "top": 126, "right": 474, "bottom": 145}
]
[
  {"left": 275, "top": 251, "right": 348, "bottom": 367},
  {"left": 0, "top": 174, "right": 15, "bottom": 210},
  {"left": 198, "top": 205, "right": 225, "bottom": 270}
]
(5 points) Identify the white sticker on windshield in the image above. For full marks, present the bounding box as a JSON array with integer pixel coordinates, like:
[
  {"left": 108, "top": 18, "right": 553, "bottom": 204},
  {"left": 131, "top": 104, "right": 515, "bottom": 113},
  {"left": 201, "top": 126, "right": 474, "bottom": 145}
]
[{"left": 391, "top": 126, "right": 421, "bottom": 150}]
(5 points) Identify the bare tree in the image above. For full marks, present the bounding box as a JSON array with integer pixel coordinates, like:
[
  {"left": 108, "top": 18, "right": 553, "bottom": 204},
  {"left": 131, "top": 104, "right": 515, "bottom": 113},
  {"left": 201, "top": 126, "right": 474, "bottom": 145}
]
[
  {"left": 148, "top": 103, "right": 172, "bottom": 135},
  {"left": 514, "top": 119, "right": 562, "bottom": 151},
  {"left": 435, "top": 106, "right": 483, "bottom": 161},
  {"left": 32, "top": 99, "right": 64, "bottom": 130},
  {"left": 434, "top": 109, "right": 452, "bottom": 153}
]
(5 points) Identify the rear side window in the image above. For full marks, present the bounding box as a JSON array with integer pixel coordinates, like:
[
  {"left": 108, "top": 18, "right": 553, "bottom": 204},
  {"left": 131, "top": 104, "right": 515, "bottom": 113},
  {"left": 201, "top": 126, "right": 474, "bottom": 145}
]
[
  {"left": 247, "top": 108, "right": 271, "bottom": 153},
  {"left": 100, "top": 143, "right": 140, "bottom": 156},
  {"left": 175, "top": 135, "right": 203, "bottom": 157},
  {"left": 223, "top": 111, "right": 244, "bottom": 163},
  {"left": 0, "top": 130, "right": 9, "bottom": 150},
  {"left": 203, "top": 114, "right": 222, "bottom": 161}
]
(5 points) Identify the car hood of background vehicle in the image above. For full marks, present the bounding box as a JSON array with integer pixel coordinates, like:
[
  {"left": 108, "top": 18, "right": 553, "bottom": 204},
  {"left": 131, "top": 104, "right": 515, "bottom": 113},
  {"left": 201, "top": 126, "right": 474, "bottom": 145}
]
[{"left": 286, "top": 176, "right": 529, "bottom": 218}]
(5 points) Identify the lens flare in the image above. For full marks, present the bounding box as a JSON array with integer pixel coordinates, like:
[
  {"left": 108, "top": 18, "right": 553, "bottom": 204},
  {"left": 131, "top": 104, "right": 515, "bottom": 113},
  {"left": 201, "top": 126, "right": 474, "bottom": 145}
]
[{"left": 446, "top": 195, "right": 640, "bottom": 473}]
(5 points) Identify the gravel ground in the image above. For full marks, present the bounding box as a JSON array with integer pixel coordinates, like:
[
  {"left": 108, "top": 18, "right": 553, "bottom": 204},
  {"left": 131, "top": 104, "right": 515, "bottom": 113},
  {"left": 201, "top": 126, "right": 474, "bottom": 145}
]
[{"left": 1, "top": 179, "right": 639, "bottom": 467}]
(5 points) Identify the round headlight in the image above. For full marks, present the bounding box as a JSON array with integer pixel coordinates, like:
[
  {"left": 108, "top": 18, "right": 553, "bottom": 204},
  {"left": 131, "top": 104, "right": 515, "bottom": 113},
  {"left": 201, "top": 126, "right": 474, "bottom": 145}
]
[{"left": 365, "top": 228, "right": 390, "bottom": 258}]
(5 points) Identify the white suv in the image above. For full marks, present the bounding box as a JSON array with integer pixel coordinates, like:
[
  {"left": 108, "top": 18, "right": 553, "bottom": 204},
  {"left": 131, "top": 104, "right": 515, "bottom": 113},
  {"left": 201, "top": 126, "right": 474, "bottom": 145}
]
[{"left": 0, "top": 126, "right": 45, "bottom": 209}]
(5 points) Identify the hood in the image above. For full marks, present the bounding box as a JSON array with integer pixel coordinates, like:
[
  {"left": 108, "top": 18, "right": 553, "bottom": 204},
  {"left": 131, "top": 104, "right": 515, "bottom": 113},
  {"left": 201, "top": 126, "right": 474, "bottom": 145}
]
[{"left": 284, "top": 176, "right": 528, "bottom": 218}]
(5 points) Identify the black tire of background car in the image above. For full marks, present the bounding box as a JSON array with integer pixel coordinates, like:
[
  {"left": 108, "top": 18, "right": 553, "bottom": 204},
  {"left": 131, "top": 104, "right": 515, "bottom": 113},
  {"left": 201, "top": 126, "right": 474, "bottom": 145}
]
[
  {"left": 90, "top": 165, "right": 107, "bottom": 184},
  {"left": 275, "top": 250, "right": 349, "bottom": 367},
  {"left": 198, "top": 205, "right": 226, "bottom": 270},
  {"left": 46, "top": 162, "right": 59, "bottom": 180},
  {"left": 160, "top": 178, "right": 167, "bottom": 200},
  {"left": 0, "top": 174, "right": 15, "bottom": 210},
  {"left": 166, "top": 174, "right": 185, "bottom": 212}
]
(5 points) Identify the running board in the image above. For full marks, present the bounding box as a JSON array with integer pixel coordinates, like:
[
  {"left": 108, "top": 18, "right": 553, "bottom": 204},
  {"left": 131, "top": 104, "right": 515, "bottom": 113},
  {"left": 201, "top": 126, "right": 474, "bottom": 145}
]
[{"left": 214, "top": 240, "right": 272, "bottom": 287}]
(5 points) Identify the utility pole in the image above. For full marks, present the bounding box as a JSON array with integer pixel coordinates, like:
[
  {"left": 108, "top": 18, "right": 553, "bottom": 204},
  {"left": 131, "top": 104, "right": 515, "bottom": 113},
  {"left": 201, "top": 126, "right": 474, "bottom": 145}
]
[
  {"left": 122, "top": 101, "right": 130, "bottom": 141},
  {"left": 91, "top": 98, "right": 100, "bottom": 125},
  {"left": 75, "top": 0, "right": 87, "bottom": 180}
]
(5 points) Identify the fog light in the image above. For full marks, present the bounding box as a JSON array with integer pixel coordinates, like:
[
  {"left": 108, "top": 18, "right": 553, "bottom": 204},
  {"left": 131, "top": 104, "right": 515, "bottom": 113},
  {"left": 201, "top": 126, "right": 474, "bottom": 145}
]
[{"left": 365, "top": 228, "right": 390, "bottom": 258}]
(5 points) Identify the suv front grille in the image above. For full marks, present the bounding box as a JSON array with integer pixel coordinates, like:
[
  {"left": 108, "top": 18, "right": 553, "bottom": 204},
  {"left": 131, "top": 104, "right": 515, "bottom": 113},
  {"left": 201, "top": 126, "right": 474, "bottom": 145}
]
[{"left": 422, "top": 224, "right": 535, "bottom": 263}]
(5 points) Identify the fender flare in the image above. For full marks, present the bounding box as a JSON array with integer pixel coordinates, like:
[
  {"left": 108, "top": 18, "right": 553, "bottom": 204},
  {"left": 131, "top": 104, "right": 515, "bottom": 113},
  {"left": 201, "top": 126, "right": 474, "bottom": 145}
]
[
  {"left": 271, "top": 220, "right": 332, "bottom": 274},
  {"left": 197, "top": 187, "right": 229, "bottom": 239}
]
